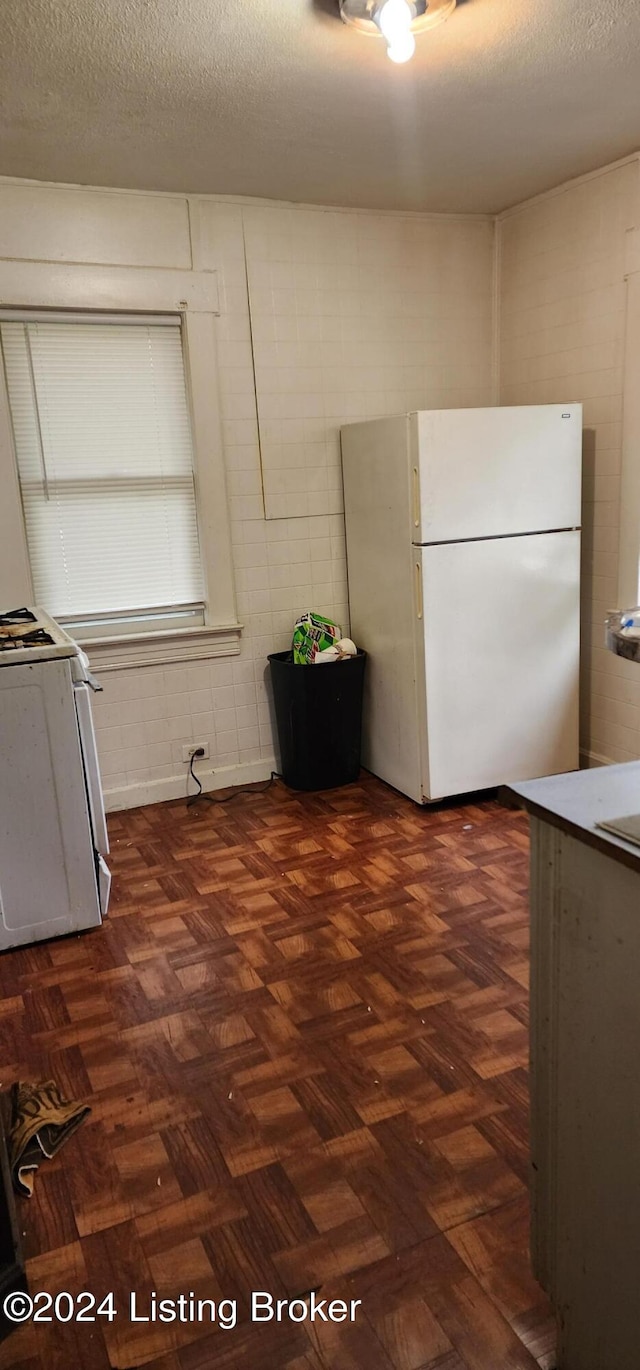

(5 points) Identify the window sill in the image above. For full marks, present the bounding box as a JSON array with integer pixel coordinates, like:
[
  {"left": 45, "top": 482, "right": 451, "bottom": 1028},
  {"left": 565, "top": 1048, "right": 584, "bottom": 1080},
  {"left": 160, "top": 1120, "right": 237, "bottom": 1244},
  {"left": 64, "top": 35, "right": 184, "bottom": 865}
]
[{"left": 79, "top": 622, "right": 243, "bottom": 672}]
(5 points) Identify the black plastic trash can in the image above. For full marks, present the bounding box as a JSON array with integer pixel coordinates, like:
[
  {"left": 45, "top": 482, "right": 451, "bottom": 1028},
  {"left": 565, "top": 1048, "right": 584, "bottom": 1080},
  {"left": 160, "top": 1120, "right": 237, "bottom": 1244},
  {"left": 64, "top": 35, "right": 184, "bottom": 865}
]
[{"left": 268, "top": 650, "right": 367, "bottom": 791}]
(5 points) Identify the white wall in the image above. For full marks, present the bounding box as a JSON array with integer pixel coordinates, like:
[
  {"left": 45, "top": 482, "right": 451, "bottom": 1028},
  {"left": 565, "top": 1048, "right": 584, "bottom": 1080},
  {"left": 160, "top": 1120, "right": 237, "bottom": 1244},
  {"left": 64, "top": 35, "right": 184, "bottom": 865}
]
[
  {"left": 499, "top": 158, "right": 640, "bottom": 766},
  {"left": 0, "top": 179, "right": 495, "bottom": 808},
  {"left": 5, "top": 163, "right": 640, "bottom": 794}
]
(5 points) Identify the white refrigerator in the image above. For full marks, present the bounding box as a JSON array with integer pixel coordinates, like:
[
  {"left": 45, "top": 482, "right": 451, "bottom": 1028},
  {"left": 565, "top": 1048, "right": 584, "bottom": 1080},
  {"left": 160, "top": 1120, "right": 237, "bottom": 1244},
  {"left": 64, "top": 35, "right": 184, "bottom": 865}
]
[{"left": 341, "top": 405, "right": 582, "bottom": 804}]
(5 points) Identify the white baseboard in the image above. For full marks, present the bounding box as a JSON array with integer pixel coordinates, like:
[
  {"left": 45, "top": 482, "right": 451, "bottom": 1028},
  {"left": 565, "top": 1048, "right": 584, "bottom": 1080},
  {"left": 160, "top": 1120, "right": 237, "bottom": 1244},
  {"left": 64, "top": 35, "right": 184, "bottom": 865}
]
[
  {"left": 104, "top": 756, "right": 278, "bottom": 813},
  {"left": 580, "top": 748, "right": 615, "bottom": 769}
]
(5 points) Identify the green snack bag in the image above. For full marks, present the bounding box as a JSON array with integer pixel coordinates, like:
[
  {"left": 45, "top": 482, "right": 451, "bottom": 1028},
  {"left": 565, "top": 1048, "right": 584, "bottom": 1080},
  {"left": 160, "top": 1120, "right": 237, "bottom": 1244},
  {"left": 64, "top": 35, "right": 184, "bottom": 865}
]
[{"left": 292, "top": 611, "right": 342, "bottom": 664}]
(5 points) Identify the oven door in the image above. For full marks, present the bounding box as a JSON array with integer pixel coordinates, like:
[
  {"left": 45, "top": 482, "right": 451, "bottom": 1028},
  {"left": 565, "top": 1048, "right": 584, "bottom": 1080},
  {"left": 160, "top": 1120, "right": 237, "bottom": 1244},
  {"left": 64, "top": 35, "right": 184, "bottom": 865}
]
[{"left": 73, "top": 681, "right": 110, "bottom": 858}]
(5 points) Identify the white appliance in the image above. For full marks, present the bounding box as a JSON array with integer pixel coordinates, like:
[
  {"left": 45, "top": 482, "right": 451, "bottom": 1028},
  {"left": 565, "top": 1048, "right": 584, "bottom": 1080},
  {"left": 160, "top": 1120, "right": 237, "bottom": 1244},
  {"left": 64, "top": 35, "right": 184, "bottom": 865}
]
[
  {"left": 0, "top": 607, "right": 110, "bottom": 951},
  {"left": 341, "top": 405, "right": 582, "bottom": 804}
]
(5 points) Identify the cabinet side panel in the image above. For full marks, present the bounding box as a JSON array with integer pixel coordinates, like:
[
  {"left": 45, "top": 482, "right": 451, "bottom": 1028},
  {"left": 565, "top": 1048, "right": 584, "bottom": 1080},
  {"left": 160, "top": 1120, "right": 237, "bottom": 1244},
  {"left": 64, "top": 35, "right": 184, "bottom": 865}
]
[
  {"left": 529, "top": 816, "right": 561, "bottom": 1302},
  {"left": 550, "top": 833, "right": 640, "bottom": 1370},
  {"left": 341, "top": 417, "right": 425, "bottom": 804}
]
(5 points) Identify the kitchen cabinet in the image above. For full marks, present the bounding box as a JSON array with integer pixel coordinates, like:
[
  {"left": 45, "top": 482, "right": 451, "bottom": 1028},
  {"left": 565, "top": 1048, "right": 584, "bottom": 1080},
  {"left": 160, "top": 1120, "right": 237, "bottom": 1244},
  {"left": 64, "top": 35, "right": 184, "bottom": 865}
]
[{"left": 509, "top": 762, "right": 640, "bottom": 1370}]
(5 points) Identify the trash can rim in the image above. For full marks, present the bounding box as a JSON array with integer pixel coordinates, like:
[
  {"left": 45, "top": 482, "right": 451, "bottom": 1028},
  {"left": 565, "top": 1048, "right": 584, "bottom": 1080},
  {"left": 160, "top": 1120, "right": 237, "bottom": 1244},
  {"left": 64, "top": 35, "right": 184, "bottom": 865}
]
[{"left": 267, "top": 649, "right": 366, "bottom": 666}]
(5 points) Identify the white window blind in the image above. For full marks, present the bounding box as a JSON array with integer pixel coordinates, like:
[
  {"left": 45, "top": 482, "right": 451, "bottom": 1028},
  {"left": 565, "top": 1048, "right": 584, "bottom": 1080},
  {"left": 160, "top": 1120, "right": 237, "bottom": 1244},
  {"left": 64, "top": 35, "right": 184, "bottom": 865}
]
[{"left": 0, "top": 316, "right": 205, "bottom": 630}]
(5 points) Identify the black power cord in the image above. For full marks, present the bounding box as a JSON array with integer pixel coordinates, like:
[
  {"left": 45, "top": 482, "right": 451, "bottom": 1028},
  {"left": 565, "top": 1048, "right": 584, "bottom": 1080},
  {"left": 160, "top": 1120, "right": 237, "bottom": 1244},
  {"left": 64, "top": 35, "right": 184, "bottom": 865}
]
[{"left": 186, "top": 747, "right": 281, "bottom": 807}]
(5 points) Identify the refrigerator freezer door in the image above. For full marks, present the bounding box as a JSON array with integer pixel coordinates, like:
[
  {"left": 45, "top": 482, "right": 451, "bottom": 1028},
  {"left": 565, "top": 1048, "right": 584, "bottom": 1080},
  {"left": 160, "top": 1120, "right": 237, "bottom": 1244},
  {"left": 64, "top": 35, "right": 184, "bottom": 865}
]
[
  {"left": 418, "top": 530, "right": 580, "bottom": 800},
  {"left": 415, "top": 404, "right": 582, "bottom": 543}
]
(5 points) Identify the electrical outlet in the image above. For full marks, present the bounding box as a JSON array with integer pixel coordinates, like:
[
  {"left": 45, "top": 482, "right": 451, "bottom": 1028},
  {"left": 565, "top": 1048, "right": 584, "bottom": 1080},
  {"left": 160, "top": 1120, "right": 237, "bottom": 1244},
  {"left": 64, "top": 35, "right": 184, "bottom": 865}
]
[{"left": 182, "top": 742, "right": 210, "bottom": 763}]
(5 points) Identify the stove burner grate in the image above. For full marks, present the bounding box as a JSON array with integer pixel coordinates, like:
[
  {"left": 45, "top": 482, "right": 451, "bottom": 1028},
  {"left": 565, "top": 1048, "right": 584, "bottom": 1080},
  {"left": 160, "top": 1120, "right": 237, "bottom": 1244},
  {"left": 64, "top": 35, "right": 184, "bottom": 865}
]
[
  {"left": 0, "top": 628, "right": 54, "bottom": 651},
  {"left": 0, "top": 608, "right": 37, "bottom": 627}
]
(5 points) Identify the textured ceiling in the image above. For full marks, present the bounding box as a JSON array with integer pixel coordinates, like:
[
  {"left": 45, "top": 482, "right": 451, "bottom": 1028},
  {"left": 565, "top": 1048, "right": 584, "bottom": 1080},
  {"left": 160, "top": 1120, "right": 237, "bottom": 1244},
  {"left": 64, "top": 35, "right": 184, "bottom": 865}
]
[{"left": 1, "top": 0, "right": 639, "bottom": 214}]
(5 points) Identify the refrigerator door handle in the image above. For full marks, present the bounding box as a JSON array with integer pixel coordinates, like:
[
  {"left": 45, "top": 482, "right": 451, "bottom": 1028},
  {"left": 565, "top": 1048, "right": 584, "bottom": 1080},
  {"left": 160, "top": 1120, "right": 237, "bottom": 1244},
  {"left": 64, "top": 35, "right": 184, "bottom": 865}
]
[
  {"left": 412, "top": 466, "right": 421, "bottom": 530},
  {"left": 415, "top": 560, "right": 423, "bottom": 620}
]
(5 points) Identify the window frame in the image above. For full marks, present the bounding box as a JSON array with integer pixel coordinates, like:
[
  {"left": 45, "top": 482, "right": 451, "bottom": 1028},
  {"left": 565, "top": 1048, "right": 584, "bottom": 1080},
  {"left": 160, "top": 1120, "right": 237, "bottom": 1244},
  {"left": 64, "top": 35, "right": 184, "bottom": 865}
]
[{"left": 0, "top": 261, "right": 241, "bottom": 669}]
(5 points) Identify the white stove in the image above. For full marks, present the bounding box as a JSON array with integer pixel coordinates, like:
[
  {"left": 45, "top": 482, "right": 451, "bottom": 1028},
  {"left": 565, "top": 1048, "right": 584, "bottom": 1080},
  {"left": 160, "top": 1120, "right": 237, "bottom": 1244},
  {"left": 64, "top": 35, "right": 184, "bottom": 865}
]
[{"left": 0, "top": 606, "right": 110, "bottom": 951}]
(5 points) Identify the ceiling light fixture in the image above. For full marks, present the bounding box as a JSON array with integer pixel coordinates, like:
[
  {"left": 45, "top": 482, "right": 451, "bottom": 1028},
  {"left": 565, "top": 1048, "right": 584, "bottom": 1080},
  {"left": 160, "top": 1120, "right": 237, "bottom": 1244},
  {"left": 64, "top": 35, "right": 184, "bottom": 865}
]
[{"left": 339, "top": 0, "right": 456, "bottom": 64}]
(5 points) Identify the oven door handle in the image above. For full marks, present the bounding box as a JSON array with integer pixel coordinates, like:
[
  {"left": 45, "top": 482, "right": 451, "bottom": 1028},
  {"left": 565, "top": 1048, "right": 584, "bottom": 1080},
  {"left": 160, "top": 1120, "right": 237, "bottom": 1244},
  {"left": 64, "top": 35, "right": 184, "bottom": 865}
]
[
  {"left": 73, "top": 682, "right": 110, "bottom": 856},
  {"left": 85, "top": 671, "right": 103, "bottom": 692},
  {"left": 76, "top": 649, "right": 102, "bottom": 691}
]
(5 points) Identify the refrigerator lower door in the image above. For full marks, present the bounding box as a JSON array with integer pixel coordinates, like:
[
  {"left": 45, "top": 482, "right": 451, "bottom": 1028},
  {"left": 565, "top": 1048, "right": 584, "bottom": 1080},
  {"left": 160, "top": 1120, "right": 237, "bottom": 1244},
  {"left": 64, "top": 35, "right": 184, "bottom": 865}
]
[{"left": 418, "top": 530, "right": 580, "bottom": 800}]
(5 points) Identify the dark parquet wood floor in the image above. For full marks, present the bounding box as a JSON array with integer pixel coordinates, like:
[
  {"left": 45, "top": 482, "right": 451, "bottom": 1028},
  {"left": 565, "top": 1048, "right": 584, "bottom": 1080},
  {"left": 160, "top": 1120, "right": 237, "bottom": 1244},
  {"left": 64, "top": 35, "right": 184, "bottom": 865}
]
[{"left": 0, "top": 775, "right": 555, "bottom": 1370}]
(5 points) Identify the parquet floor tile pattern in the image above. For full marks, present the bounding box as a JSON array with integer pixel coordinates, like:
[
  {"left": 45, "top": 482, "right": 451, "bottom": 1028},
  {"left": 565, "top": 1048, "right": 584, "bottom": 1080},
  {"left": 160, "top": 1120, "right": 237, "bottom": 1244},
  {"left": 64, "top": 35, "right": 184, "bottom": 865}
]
[{"left": 0, "top": 775, "right": 555, "bottom": 1370}]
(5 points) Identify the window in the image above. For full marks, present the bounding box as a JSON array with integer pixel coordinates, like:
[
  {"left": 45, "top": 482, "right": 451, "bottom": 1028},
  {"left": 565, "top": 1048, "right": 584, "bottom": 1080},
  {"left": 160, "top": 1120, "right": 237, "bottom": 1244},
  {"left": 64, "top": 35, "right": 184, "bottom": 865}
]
[
  {"left": 0, "top": 313, "right": 206, "bottom": 638},
  {"left": 0, "top": 261, "right": 238, "bottom": 670}
]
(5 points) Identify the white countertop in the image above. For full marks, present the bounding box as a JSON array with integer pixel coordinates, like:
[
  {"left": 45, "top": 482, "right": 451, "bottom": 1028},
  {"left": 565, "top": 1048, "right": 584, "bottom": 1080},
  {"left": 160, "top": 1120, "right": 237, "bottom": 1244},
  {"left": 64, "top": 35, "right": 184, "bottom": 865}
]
[{"left": 507, "top": 762, "right": 640, "bottom": 872}]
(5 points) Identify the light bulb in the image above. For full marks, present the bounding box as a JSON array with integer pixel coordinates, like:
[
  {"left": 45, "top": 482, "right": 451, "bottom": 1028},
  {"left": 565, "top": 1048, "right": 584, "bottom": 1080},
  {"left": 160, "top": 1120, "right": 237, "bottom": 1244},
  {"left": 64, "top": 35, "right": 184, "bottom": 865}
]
[
  {"left": 387, "top": 31, "right": 416, "bottom": 62},
  {"left": 378, "top": 0, "right": 412, "bottom": 40},
  {"left": 376, "top": 0, "right": 416, "bottom": 63}
]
